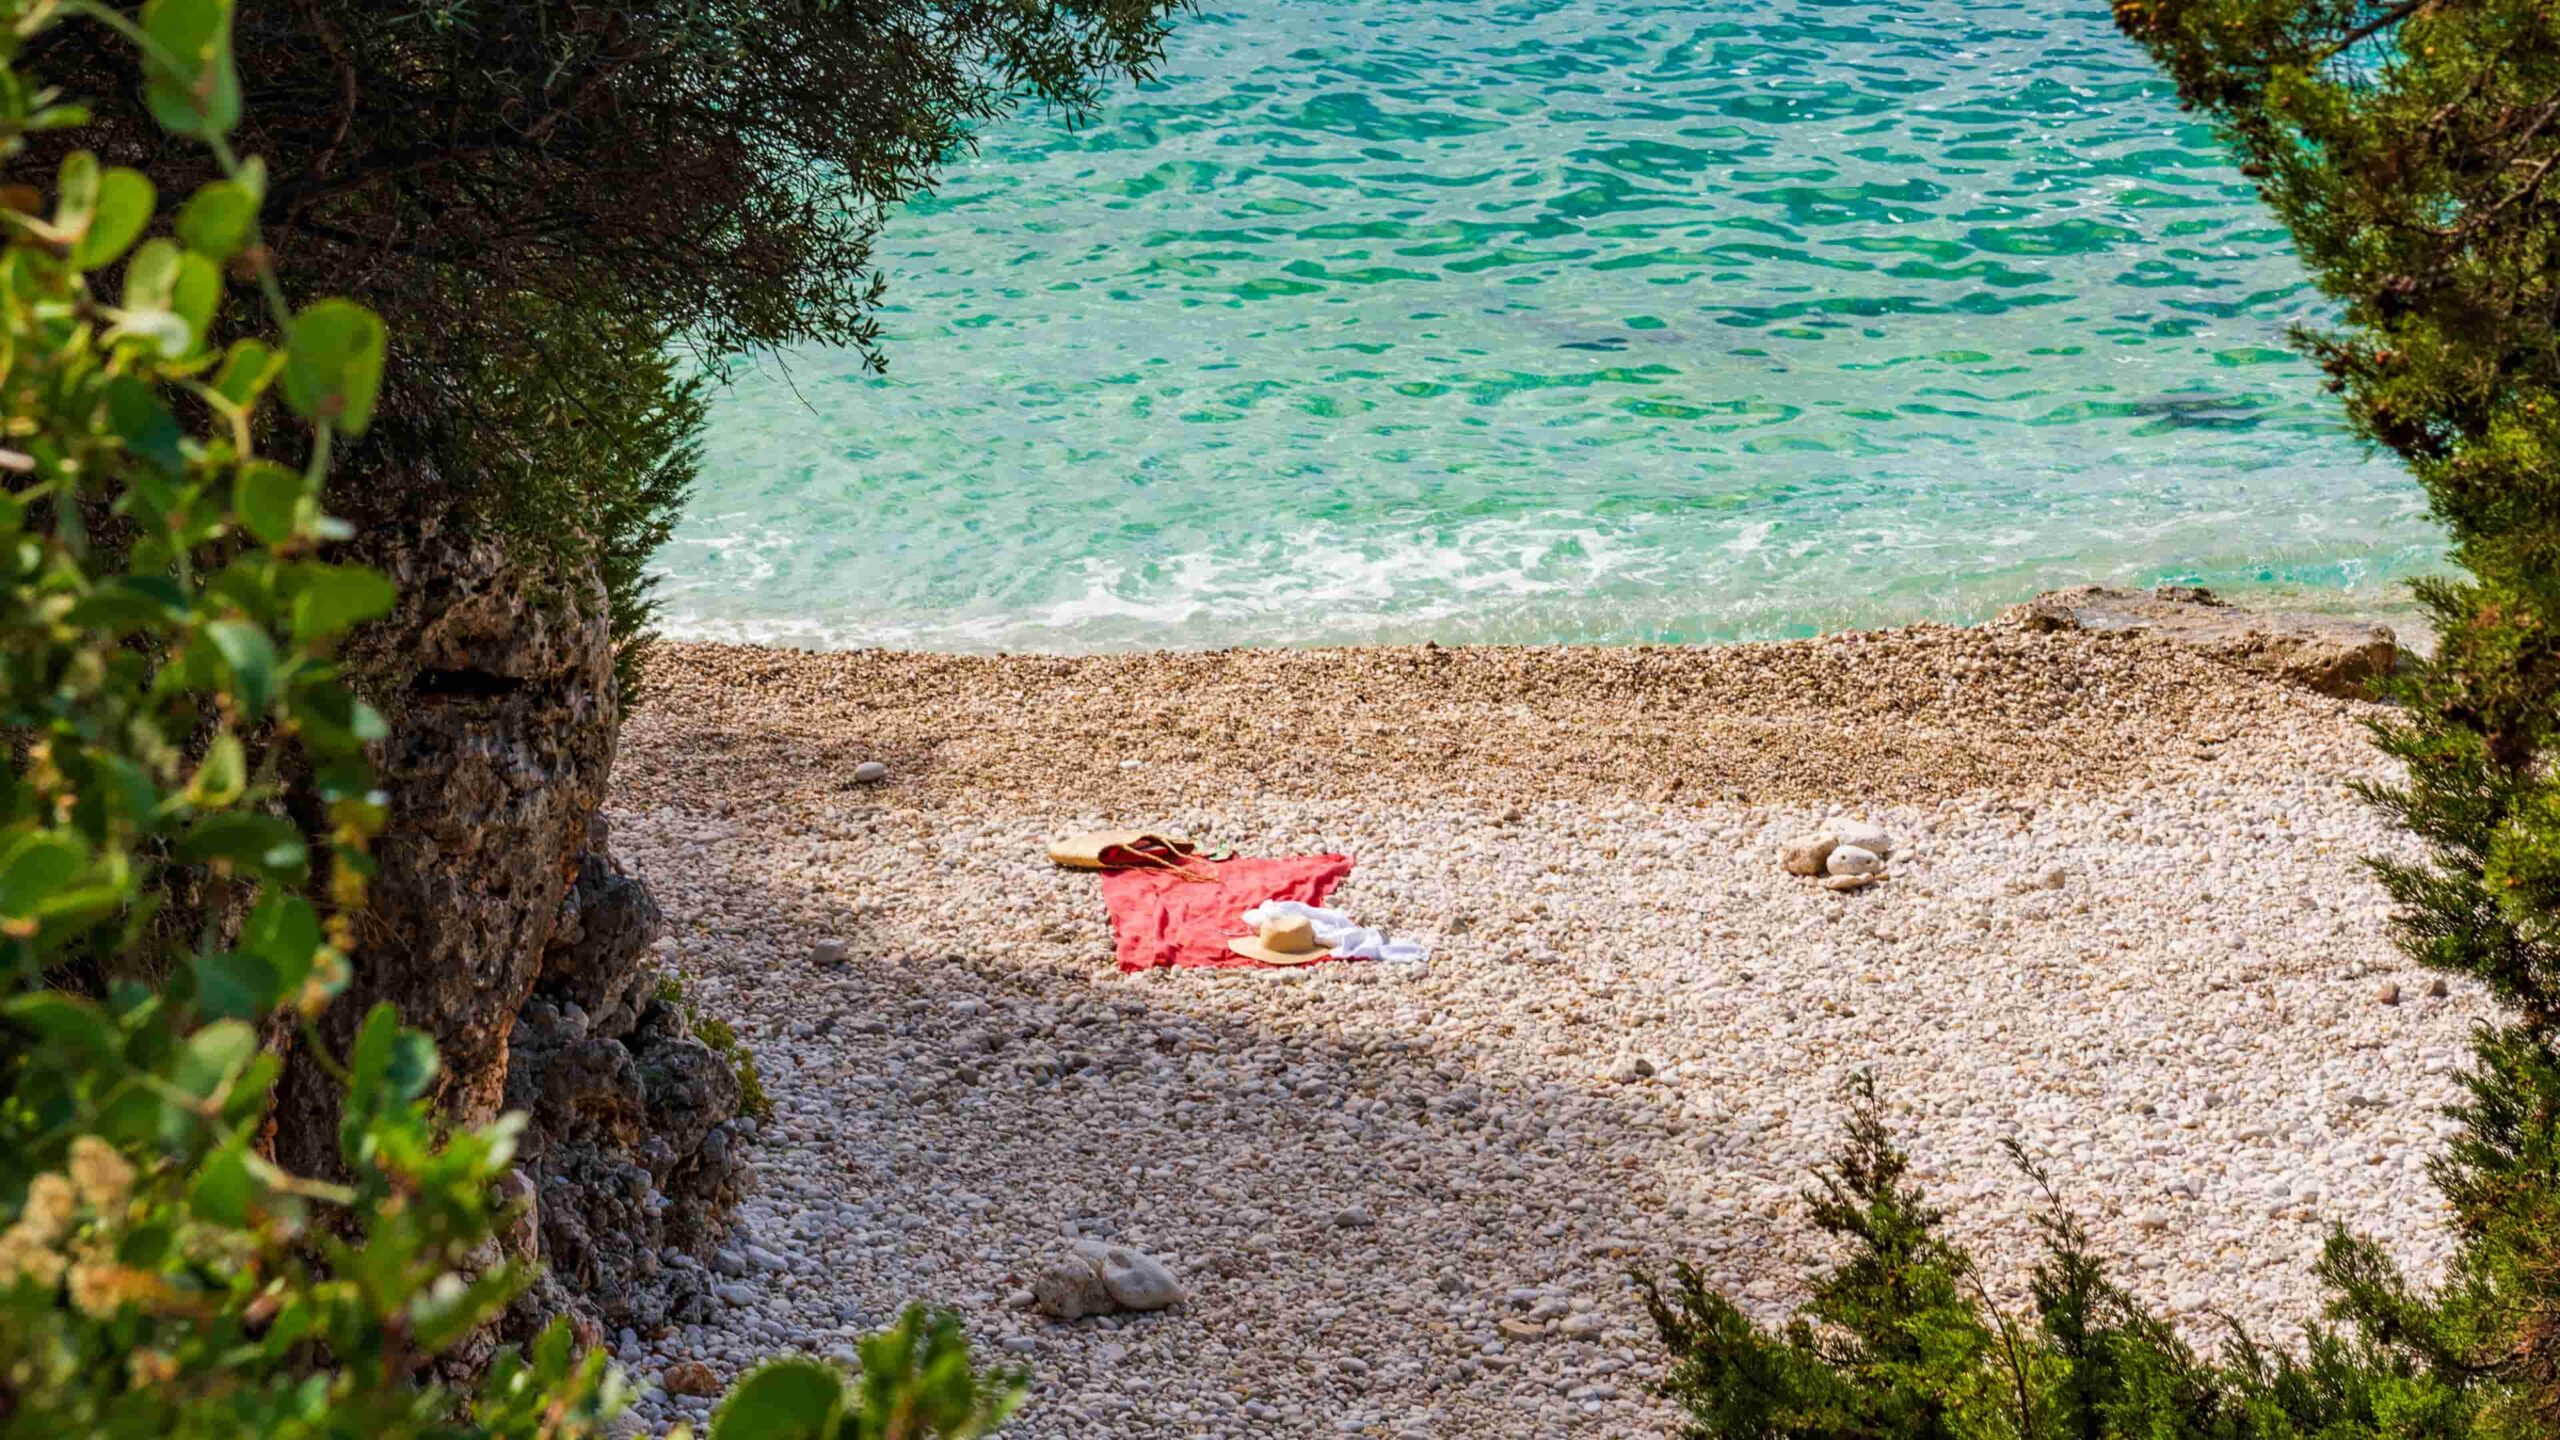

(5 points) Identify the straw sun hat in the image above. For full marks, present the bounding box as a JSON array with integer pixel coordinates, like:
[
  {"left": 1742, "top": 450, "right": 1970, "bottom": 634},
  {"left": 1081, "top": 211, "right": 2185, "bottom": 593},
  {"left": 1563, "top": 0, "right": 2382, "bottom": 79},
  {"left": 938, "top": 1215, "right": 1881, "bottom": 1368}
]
[{"left": 1228, "top": 914, "right": 1333, "bottom": 966}]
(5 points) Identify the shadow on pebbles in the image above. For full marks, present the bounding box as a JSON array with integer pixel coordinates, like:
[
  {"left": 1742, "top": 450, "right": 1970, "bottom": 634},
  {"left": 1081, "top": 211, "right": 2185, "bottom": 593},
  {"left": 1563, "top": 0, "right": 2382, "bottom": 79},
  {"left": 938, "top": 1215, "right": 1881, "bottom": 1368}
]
[{"left": 604, "top": 634, "right": 2483, "bottom": 1439}]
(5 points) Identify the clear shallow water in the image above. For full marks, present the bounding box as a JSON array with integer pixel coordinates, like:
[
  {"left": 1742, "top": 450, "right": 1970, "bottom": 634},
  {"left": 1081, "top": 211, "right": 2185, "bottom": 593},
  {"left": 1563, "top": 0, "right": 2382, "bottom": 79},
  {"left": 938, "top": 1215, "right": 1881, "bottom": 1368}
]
[{"left": 661, "top": 0, "right": 2444, "bottom": 653}]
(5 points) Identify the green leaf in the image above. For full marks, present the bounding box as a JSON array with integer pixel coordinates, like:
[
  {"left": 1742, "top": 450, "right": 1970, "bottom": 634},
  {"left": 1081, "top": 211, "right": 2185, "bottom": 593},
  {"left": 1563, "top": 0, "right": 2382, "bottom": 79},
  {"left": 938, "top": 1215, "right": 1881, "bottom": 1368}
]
[
  {"left": 171, "top": 1020, "right": 258, "bottom": 1100},
  {"left": 122, "top": 237, "right": 182, "bottom": 313},
  {"left": 92, "top": 754, "right": 164, "bottom": 829},
  {"left": 409, "top": 1267, "right": 523, "bottom": 1353},
  {"left": 189, "top": 1144, "right": 255, "bottom": 1226},
  {"left": 383, "top": 1030, "right": 438, "bottom": 1102},
  {"left": 52, "top": 151, "right": 98, "bottom": 239},
  {"left": 171, "top": 250, "right": 222, "bottom": 351},
  {"left": 185, "top": 731, "right": 247, "bottom": 808},
  {"left": 205, "top": 618, "right": 278, "bottom": 713},
  {"left": 70, "top": 167, "right": 154, "bottom": 271},
  {"left": 0, "top": 830, "right": 86, "bottom": 920},
  {"left": 176, "top": 177, "right": 258, "bottom": 261},
  {"left": 190, "top": 948, "right": 278, "bottom": 1020},
  {"left": 287, "top": 563, "right": 396, "bottom": 640},
  {"left": 105, "top": 375, "right": 185, "bottom": 473},
  {"left": 142, "top": 0, "right": 242, "bottom": 140},
  {"left": 347, "top": 1003, "right": 439, "bottom": 1106},
  {"left": 64, "top": 579, "right": 184, "bottom": 632},
  {"left": 3, "top": 992, "right": 120, "bottom": 1068},
  {"left": 233, "top": 461, "right": 302, "bottom": 545},
  {"left": 241, "top": 891, "right": 322, "bottom": 991},
  {"left": 282, "top": 299, "right": 387, "bottom": 436},
  {"left": 212, "top": 338, "right": 282, "bottom": 409},
  {"left": 117, "top": 1219, "right": 178, "bottom": 1268},
  {"left": 711, "top": 1359, "right": 846, "bottom": 1440},
  {"left": 177, "top": 812, "right": 308, "bottom": 879}
]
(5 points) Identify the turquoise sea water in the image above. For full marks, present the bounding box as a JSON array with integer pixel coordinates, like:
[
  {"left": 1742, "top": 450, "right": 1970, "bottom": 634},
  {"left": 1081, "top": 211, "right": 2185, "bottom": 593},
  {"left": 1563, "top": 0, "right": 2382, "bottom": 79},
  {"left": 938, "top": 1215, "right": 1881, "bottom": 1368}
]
[{"left": 660, "top": 0, "right": 2444, "bottom": 653}]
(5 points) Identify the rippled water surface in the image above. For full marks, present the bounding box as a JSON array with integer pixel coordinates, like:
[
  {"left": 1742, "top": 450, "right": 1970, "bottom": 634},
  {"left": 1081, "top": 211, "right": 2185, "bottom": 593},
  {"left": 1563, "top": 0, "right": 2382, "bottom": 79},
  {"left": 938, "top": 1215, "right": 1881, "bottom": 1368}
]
[{"left": 661, "top": 0, "right": 2443, "bottom": 652}]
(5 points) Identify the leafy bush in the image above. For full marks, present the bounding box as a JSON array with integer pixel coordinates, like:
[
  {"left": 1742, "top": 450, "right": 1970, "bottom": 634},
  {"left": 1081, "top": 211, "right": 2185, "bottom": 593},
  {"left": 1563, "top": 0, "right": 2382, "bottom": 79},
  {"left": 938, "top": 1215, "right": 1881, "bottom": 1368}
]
[
  {"left": 1648, "top": 4, "right": 2560, "bottom": 1433},
  {"left": 713, "top": 1308, "right": 1022, "bottom": 1440},
  {"left": 0, "top": 3, "right": 1016, "bottom": 1436}
]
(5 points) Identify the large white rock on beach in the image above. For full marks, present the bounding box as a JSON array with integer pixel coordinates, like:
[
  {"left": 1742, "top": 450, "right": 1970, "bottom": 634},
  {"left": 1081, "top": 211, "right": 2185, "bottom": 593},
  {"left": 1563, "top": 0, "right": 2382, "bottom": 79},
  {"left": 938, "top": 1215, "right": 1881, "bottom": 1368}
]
[
  {"left": 1823, "top": 817, "right": 1893, "bottom": 856},
  {"left": 1032, "top": 1240, "right": 1186, "bottom": 1319},
  {"left": 1826, "top": 844, "right": 1884, "bottom": 878}
]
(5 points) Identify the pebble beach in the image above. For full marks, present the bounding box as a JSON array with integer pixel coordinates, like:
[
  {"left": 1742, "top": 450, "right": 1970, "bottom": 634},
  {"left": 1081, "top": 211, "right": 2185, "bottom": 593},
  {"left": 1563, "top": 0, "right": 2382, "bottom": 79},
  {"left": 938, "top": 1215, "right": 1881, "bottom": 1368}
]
[{"left": 608, "top": 626, "right": 2481, "bottom": 1439}]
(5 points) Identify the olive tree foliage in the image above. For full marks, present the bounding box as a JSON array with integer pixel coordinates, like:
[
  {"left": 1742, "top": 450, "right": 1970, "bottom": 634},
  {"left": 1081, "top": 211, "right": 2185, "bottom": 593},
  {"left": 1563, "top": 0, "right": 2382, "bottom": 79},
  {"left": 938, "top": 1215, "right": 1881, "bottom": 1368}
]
[
  {"left": 1645, "top": 3, "right": 2560, "bottom": 1436},
  {"left": 18, "top": 0, "right": 1192, "bottom": 686},
  {"left": 0, "top": 2, "right": 1016, "bottom": 1435}
]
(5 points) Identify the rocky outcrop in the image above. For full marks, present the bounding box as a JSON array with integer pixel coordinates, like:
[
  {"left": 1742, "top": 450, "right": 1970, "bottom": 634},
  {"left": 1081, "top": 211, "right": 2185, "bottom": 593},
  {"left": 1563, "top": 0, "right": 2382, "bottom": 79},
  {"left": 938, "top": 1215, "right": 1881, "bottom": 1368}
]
[
  {"left": 265, "top": 515, "right": 751, "bottom": 1344},
  {"left": 502, "top": 828, "right": 755, "bottom": 1339},
  {"left": 271, "top": 526, "right": 621, "bottom": 1179},
  {"left": 1994, "top": 585, "right": 2398, "bottom": 698}
]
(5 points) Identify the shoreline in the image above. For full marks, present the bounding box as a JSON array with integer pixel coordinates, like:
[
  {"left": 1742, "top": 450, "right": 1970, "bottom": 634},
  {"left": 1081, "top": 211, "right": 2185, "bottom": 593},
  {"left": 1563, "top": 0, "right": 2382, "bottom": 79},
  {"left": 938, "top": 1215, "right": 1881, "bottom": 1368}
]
[
  {"left": 612, "top": 624, "right": 2467, "bottom": 1438},
  {"left": 646, "top": 577, "right": 2439, "bottom": 663}
]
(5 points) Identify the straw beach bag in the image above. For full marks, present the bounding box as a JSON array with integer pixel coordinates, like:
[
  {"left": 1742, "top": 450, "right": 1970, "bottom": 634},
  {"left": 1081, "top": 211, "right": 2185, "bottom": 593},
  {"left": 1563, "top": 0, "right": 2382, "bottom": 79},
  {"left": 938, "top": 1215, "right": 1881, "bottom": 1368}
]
[{"left": 1046, "top": 829, "right": 1217, "bottom": 881}]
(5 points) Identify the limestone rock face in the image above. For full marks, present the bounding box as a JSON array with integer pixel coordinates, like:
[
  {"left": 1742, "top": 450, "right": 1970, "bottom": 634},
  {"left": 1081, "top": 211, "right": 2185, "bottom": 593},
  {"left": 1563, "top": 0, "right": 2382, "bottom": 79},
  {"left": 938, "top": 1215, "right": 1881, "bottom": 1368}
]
[
  {"left": 1994, "top": 585, "right": 2397, "bottom": 698},
  {"left": 271, "top": 530, "right": 619, "bottom": 1176},
  {"left": 266, "top": 520, "right": 751, "bottom": 1343}
]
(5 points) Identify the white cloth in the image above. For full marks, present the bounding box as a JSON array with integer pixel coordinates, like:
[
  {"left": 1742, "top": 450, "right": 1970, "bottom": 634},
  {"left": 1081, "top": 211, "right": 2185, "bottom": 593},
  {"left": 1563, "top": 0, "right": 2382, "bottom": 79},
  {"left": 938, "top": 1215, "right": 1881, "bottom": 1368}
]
[{"left": 1240, "top": 898, "right": 1427, "bottom": 964}]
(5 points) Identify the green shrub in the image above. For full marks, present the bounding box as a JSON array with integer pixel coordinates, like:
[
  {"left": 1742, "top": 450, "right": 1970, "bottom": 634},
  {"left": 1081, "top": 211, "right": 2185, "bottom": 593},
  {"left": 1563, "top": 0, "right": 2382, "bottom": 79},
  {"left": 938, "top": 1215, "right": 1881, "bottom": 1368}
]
[
  {"left": 0, "top": 4, "right": 1013, "bottom": 1435},
  {"left": 1641, "top": 1077, "right": 2479, "bottom": 1439},
  {"left": 716, "top": 1307, "right": 1022, "bottom": 1440},
  {"left": 1649, "top": 5, "right": 2560, "bottom": 1433},
  {"left": 656, "top": 972, "right": 772, "bottom": 1123}
]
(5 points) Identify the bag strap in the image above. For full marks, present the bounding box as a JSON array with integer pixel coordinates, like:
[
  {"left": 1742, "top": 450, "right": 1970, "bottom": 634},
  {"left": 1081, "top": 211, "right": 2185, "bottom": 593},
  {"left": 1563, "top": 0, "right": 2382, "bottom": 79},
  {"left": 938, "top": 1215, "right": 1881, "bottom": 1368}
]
[{"left": 1106, "top": 835, "right": 1219, "bottom": 882}]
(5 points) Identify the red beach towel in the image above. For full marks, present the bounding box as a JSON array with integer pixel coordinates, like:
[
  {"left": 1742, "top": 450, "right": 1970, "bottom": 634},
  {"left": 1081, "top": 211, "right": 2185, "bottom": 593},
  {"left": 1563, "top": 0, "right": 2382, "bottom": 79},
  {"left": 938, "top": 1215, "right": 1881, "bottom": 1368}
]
[{"left": 1101, "top": 854, "right": 1355, "bottom": 972}]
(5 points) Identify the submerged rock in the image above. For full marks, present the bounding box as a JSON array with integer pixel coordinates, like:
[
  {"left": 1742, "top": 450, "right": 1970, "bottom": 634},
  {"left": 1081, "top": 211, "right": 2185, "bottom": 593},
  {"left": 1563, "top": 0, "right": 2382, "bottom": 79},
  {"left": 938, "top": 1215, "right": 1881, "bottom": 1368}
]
[{"left": 1995, "top": 585, "right": 2397, "bottom": 698}]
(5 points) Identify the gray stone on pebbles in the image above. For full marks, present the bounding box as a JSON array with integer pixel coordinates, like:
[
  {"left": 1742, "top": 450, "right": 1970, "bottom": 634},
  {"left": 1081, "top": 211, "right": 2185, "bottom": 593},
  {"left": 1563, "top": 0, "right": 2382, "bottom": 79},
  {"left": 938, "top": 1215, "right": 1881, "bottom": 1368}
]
[
  {"left": 1822, "top": 817, "right": 1893, "bottom": 856},
  {"left": 1032, "top": 1240, "right": 1186, "bottom": 1319}
]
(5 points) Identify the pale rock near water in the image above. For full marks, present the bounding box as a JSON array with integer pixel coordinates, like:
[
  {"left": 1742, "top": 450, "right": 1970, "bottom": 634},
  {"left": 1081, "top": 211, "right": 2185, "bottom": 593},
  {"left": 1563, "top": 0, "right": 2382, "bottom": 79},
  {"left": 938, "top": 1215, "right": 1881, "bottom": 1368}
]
[
  {"left": 1996, "top": 584, "right": 2398, "bottom": 698},
  {"left": 852, "top": 760, "right": 889, "bottom": 784}
]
